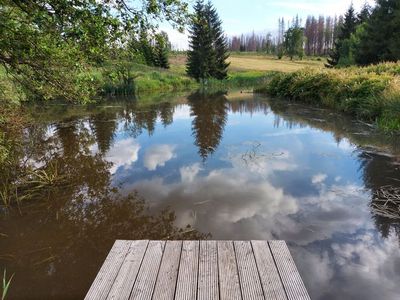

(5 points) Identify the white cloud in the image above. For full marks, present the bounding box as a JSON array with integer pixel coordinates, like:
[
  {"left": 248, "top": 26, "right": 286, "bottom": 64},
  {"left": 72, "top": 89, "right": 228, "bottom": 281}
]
[
  {"left": 312, "top": 173, "right": 328, "bottom": 184},
  {"left": 144, "top": 144, "right": 176, "bottom": 171},
  {"left": 106, "top": 138, "right": 140, "bottom": 174},
  {"left": 296, "top": 232, "right": 400, "bottom": 300},
  {"left": 180, "top": 163, "right": 202, "bottom": 183},
  {"left": 172, "top": 104, "right": 192, "bottom": 120}
]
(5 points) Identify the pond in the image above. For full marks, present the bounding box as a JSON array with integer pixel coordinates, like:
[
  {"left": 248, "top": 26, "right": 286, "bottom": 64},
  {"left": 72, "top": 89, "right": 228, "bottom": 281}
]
[{"left": 1, "top": 91, "right": 400, "bottom": 299}]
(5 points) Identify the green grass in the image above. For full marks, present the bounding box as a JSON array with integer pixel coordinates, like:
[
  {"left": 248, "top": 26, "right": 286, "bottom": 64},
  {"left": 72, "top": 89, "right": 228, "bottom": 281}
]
[
  {"left": 170, "top": 52, "right": 325, "bottom": 74},
  {"left": 204, "top": 71, "right": 276, "bottom": 90},
  {"left": 255, "top": 63, "right": 400, "bottom": 132}
]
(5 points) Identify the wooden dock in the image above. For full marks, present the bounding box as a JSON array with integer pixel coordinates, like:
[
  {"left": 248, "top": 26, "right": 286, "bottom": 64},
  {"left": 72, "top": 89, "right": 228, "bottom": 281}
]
[{"left": 85, "top": 240, "right": 310, "bottom": 300}]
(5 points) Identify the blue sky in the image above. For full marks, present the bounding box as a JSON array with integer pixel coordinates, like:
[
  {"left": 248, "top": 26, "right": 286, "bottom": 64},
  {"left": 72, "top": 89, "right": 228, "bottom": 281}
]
[{"left": 162, "top": 0, "right": 375, "bottom": 49}]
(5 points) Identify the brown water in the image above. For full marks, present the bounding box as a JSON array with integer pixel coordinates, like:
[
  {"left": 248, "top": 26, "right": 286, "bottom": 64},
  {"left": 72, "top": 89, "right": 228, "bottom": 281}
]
[{"left": 1, "top": 91, "right": 400, "bottom": 299}]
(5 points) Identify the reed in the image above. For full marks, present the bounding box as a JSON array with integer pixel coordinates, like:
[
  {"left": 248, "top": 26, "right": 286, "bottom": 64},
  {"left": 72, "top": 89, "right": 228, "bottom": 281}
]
[{"left": 1, "top": 270, "right": 13, "bottom": 300}]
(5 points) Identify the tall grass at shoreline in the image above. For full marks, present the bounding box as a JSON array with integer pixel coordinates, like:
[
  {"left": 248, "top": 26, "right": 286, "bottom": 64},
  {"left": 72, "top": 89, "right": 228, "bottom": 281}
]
[{"left": 255, "top": 63, "right": 400, "bottom": 132}]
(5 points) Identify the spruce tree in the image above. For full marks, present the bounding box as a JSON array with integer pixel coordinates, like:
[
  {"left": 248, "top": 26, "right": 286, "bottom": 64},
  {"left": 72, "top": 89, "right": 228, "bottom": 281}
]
[
  {"left": 139, "top": 28, "right": 155, "bottom": 67},
  {"left": 187, "top": 0, "right": 214, "bottom": 80},
  {"left": 186, "top": 0, "right": 229, "bottom": 81},
  {"left": 326, "top": 4, "right": 358, "bottom": 67},
  {"left": 206, "top": 2, "right": 230, "bottom": 79},
  {"left": 358, "top": 2, "right": 372, "bottom": 24},
  {"left": 356, "top": 0, "right": 400, "bottom": 65},
  {"left": 154, "top": 32, "right": 170, "bottom": 69}
]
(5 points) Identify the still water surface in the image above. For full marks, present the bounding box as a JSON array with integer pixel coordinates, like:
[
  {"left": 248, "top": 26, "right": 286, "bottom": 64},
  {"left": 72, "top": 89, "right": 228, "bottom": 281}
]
[{"left": 1, "top": 91, "right": 400, "bottom": 299}]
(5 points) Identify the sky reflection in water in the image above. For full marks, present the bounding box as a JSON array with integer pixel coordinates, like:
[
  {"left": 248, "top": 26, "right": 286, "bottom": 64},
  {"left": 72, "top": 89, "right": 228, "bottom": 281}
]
[
  {"left": 2, "top": 91, "right": 400, "bottom": 299},
  {"left": 105, "top": 93, "right": 400, "bottom": 300}
]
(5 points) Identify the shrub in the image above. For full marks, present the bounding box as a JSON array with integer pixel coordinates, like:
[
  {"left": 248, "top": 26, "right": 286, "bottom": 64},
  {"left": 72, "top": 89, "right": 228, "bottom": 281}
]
[{"left": 255, "top": 62, "right": 400, "bottom": 132}]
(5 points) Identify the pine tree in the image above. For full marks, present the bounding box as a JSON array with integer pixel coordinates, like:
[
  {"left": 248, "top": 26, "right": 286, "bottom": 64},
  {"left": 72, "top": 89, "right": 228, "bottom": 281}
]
[
  {"left": 356, "top": 0, "right": 400, "bottom": 65},
  {"left": 326, "top": 4, "right": 358, "bottom": 67},
  {"left": 206, "top": 2, "right": 230, "bottom": 79},
  {"left": 186, "top": 0, "right": 229, "bottom": 81}
]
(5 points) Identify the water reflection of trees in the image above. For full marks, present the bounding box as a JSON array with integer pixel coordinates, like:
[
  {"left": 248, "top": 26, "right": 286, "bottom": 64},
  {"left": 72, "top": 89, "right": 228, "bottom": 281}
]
[
  {"left": 188, "top": 91, "right": 228, "bottom": 160},
  {"left": 358, "top": 151, "right": 400, "bottom": 242},
  {"left": 0, "top": 119, "right": 208, "bottom": 299},
  {"left": 267, "top": 98, "right": 400, "bottom": 243}
]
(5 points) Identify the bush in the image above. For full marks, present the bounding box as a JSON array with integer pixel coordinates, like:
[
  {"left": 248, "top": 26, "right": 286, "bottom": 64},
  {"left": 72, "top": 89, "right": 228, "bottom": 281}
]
[{"left": 255, "top": 62, "right": 400, "bottom": 132}]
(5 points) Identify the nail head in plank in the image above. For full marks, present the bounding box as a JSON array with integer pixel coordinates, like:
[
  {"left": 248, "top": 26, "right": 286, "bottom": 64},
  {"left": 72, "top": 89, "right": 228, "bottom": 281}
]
[
  {"left": 152, "top": 241, "right": 182, "bottom": 300},
  {"left": 107, "top": 240, "right": 149, "bottom": 300},
  {"left": 129, "top": 240, "right": 166, "bottom": 300},
  {"left": 268, "top": 241, "right": 310, "bottom": 300},
  {"left": 85, "top": 240, "right": 131, "bottom": 300},
  {"left": 198, "top": 240, "right": 219, "bottom": 300},
  {"left": 175, "top": 241, "right": 199, "bottom": 300},
  {"left": 251, "top": 240, "right": 287, "bottom": 300},
  {"left": 234, "top": 241, "right": 264, "bottom": 300},
  {"left": 217, "top": 241, "right": 242, "bottom": 300}
]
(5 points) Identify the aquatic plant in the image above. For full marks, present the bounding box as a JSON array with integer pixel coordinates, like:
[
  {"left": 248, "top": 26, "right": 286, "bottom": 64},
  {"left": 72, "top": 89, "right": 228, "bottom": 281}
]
[{"left": 1, "top": 270, "right": 13, "bottom": 300}]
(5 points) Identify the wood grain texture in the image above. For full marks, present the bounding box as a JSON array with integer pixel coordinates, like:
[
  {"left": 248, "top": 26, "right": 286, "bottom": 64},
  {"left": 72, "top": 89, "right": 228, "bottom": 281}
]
[
  {"left": 252, "top": 240, "right": 287, "bottom": 300},
  {"left": 85, "top": 240, "right": 131, "bottom": 300},
  {"left": 175, "top": 241, "right": 199, "bottom": 300},
  {"left": 234, "top": 241, "right": 264, "bottom": 300},
  {"left": 86, "top": 240, "right": 311, "bottom": 300},
  {"left": 107, "top": 240, "right": 149, "bottom": 300},
  {"left": 217, "top": 241, "right": 242, "bottom": 300},
  {"left": 152, "top": 241, "right": 182, "bottom": 300},
  {"left": 269, "top": 241, "right": 310, "bottom": 300},
  {"left": 129, "top": 241, "right": 165, "bottom": 300},
  {"left": 198, "top": 240, "right": 219, "bottom": 300}
]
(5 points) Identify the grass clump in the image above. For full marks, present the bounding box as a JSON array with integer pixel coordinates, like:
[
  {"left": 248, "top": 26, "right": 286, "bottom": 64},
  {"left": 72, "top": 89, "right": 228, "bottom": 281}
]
[
  {"left": 205, "top": 71, "right": 276, "bottom": 90},
  {"left": 255, "top": 63, "right": 400, "bottom": 132},
  {"left": 98, "top": 61, "right": 196, "bottom": 96}
]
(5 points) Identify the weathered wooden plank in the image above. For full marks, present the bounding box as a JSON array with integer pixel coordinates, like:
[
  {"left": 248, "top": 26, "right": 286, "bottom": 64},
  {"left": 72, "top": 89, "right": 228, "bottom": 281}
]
[
  {"left": 129, "top": 241, "right": 165, "bottom": 300},
  {"left": 152, "top": 241, "right": 182, "bottom": 300},
  {"left": 252, "top": 240, "right": 287, "bottom": 300},
  {"left": 234, "top": 241, "right": 264, "bottom": 300},
  {"left": 175, "top": 241, "right": 199, "bottom": 300},
  {"left": 198, "top": 240, "right": 219, "bottom": 300},
  {"left": 106, "top": 240, "right": 149, "bottom": 300},
  {"left": 85, "top": 240, "right": 131, "bottom": 300},
  {"left": 269, "top": 241, "right": 310, "bottom": 300},
  {"left": 217, "top": 241, "right": 242, "bottom": 300}
]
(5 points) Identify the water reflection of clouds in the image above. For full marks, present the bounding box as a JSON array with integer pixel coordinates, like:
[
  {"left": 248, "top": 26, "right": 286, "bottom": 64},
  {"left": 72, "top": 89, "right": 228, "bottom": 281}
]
[
  {"left": 124, "top": 144, "right": 400, "bottom": 299},
  {"left": 295, "top": 232, "right": 400, "bottom": 300},
  {"left": 143, "top": 144, "right": 176, "bottom": 171},
  {"left": 105, "top": 138, "right": 140, "bottom": 174}
]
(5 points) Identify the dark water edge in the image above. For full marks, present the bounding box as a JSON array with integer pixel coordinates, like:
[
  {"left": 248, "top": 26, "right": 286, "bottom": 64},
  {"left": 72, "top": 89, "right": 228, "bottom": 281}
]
[{"left": 1, "top": 90, "right": 400, "bottom": 299}]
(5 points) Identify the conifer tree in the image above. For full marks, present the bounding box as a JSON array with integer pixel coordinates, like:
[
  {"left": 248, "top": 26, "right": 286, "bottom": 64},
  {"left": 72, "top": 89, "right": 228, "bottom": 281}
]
[
  {"left": 326, "top": 4, "right": 358, "bottom": 67},
  {"left": 139, "top": 28, "right": 156, "bottom": 67},
  {"left": 186, "top": 0, "right": 229, "bottom": 81},
  {"left": 356, "top": 0, "right": 400, "bottom": 65},
  {"left": 154, "top": 32, "right": 170, "bottom": 69},
  {"left": 206, "top": 2, "right": 230, "bottom": 79}
]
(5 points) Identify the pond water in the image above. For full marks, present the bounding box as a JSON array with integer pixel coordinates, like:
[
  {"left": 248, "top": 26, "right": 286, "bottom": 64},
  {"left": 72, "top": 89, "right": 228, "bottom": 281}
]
[{"left": 1, "top": 91, "right": 400, "bottom": 299}]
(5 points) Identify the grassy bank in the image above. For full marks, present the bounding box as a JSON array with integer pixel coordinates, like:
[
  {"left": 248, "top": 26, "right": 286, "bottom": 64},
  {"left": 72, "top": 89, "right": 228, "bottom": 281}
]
[{"left": 255, "top": 62, "right": 400, "bottom": 132}]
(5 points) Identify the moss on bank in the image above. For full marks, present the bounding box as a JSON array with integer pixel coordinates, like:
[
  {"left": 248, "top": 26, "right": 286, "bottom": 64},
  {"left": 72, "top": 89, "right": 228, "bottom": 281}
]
[{"left": 255, "top": 63, "right": 400, "bottom": 132}]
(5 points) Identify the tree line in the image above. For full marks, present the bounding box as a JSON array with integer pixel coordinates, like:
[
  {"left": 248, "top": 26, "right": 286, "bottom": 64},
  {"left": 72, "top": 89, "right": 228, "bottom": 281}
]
[
  {"left": 328, "top": 0, "right": 400, "bottom": 67},
  {"left": 227, "top": 0, "right": 400, "bottom": 67},
  {"left": 227, "top": 15, "right": 344, "bottom": 57}
]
